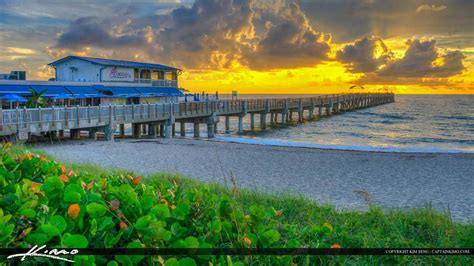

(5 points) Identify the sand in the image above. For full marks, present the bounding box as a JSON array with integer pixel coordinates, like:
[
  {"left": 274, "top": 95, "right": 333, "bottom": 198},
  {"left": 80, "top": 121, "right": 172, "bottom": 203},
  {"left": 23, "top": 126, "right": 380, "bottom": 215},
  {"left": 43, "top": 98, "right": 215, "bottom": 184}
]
[{"left": 36, "top": 138, "right": 474, "bottom": 222}]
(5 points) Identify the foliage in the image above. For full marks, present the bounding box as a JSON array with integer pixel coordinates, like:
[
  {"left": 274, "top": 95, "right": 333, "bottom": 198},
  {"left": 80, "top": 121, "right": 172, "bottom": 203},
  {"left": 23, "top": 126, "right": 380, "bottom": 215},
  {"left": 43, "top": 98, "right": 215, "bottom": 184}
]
[
  {"left": 26, "top": 89, "right": 48, "bottom": 108},
  {"left": 0, "top": 143, "right": 472, "bottom": 265},
  {"left": 0, "top": 144, "right": 337, "bottom": 265}
]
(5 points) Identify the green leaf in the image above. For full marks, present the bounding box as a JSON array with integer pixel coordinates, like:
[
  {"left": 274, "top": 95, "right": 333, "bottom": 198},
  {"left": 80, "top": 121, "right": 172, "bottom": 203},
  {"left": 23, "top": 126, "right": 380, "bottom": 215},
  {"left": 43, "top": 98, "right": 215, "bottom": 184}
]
[
  {"left": 151, "top": 204, "right": 170, "bottom": 219},
  {"left": 115, "top": 241, "right": 144, "bottom": 265},
  {"left": 42, "top": 176, "right": 64, "bottom": 194},
  {"left": 135, "top": 215, "right": 154, "bottom": 231},
  {"left": 104, "top": 232, "right": 123, "bottom": 248},
  {"left": 219, "top": 199, "right": 232, "bottom": 217},
  {"left": 98, "top": 216, "right": 114, "bottom": 231},
  {"left": 127, "top": 241, "right": 144, "bottom": 263},
  {"left": 40, "top": 224, "right": 60, "bottom": 238},
  {"left": 26, "top": 233, "right": 49, "bottom": 245},
  {"left": 184, "top": 236, "right": 199, "bottom": 248},
  {"left": 50, "top": 215, "right": 67, "bottom": 233},
  {"left": 20, "top": 208, "right": 36, "bottom": 219},
  {"left": 210, "top": 219, "right": 222, "bottom": 233},
  {"left": 178, "top": 257, "right": 197, "bottom": 266},
  {"left": 64, "top": 184, "right": 84, "bottom": 203},
  {"left": 173, "top": 203, "right": 190, "bottom": 220},
  {"left": 86, "top": 202, "right": 107, "bottom": 218},
  {"left": 106, "top": 261, "right": 119, "bottom": 266},
  {"left": 61, "top": 233, "right": 89, "bottom": 248},
  {"left": 90, "top": 219, "right": 98, "bottom": 236},
  {"left": 250, "top": 205, "right": 266, "bottom": 220},
  {"left": 164, "top": 258, "right": 179, "bottom": 266},
  {"left": 63, "top": 191, "right": 81, "bottom": 203},
  {"left": 140, "top": 195, "right": 154, "bottom": 211},
  {"left": 260, "top": 229, "right": 280, "bottom": 245},
  {"left": 0, "top": 224, "right": 15, "bottom": 242}
]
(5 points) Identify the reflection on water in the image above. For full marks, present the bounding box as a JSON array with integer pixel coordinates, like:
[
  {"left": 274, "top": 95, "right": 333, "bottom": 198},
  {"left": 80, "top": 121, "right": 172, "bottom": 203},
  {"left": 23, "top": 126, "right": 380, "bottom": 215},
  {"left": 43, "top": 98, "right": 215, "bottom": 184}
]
[{"left": 216, "top": 95, "right": 474, "bottom": 153}]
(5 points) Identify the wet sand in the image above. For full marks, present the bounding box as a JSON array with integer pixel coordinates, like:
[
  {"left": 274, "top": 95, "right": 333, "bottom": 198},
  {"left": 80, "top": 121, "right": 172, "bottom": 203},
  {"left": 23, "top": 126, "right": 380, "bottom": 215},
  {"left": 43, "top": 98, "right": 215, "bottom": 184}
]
[{"left": 37, "top": 138, "right": 474, "bottom": 222}]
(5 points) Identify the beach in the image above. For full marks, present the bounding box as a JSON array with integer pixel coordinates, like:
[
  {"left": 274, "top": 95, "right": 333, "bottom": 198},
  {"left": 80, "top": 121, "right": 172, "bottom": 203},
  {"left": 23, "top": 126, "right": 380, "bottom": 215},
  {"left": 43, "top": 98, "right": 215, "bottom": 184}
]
[{"left": 37, "top": 138, "right": 474, "bottom": 222}]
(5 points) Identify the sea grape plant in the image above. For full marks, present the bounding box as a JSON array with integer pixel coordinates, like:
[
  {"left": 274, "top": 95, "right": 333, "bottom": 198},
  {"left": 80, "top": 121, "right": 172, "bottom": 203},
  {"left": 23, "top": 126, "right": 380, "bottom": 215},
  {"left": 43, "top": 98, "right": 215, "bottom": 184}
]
[{"left": 0, "top": 143, "right": 337, "bottom": 265}]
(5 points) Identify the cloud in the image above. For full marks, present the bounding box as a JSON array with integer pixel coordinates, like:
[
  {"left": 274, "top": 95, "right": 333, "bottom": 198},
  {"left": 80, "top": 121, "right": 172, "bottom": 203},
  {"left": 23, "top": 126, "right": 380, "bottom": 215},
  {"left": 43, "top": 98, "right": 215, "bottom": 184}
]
[
  {"left": 416, "top": 4, "right": 447, "bottom": 13},
  {"left": 55, "top": 17, "right": 152, "bottom": 50},
  {"left": 337, "top": 37, "right": 466, "bottom": 86},
  {"left": 242, "top": 2, "right": 332, "bottom": 70},
  {"left": 50, "top": 0, "right": 332, "bottom": 70},
  {"left": 378, "top": 39, "right": 465, "bottom": 78},
  {"left": 336, "top": 36, "right": 392, "bottom": 73}
]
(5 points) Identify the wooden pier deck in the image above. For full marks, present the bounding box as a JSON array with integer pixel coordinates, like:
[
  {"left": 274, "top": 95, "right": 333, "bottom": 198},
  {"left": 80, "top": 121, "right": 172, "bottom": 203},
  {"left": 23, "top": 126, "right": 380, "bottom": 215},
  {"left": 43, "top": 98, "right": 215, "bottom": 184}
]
[{"left": 0, "top": 93, "right": 394, "bottom": 141}]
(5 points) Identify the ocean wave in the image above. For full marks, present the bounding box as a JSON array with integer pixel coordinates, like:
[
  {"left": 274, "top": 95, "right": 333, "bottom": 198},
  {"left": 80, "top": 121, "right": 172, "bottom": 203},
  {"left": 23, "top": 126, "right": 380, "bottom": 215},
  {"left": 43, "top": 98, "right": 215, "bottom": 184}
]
[
  {"left": 358, "top": 111, "right": 415, "bottom": 121},
  {"left": 433, "top": 115, "right": 473, "bottom": 121},
  {"left": 216, "top": 136, "right": 473, "bottom": 154}
]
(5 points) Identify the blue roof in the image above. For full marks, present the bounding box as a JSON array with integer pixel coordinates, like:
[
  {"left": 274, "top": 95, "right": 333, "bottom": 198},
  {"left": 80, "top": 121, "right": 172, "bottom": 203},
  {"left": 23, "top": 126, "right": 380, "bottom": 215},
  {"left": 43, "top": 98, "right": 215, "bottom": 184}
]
[
  {"left": 0, "top": 85, "right": 32, "bottom": 95},
  {"left": 94, "top": 86, "right": 141, "bottom": 97},
  {"left": 48, "top": 56, "right": 181, "bottom": 71},
  {"left": 0, "top": 83, "right": 184, "bottom": 99},
  {"left": 65, "top": 86, "right": 101, "bottom": 97},
  {"left": 135, "top": 87, "right": 184, "bottom": 97},
  {"left": 30, "top": 85, "right": 72, "bottom": 97}
]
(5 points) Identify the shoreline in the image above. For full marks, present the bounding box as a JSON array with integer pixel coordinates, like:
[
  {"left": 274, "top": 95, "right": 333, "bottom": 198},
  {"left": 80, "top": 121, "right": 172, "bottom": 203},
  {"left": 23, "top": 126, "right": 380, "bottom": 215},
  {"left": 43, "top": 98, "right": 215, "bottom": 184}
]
[
  {"left": 213, "top": 136, "right": 474, "bottom": 154},
  {"left": 36, "top": 138, "right": 474, "bottom": 222}
]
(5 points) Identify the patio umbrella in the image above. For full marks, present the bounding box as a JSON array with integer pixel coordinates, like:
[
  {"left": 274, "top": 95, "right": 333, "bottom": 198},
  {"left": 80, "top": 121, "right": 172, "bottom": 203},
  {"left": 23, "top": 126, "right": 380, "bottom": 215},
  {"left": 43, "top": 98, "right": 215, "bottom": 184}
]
[
  {"left": 1, "top": 94, "right": 28, "bottom": 102},
  {"left": 1, "top": 94, "right": 27, "bottom": 109}
]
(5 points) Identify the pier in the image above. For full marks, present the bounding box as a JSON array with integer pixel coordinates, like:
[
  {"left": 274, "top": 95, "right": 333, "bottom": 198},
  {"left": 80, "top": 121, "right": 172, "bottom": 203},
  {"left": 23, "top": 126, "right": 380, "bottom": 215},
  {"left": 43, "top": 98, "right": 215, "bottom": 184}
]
[{"left": 0, "top": 93, "right": 394, "bottom": 142}]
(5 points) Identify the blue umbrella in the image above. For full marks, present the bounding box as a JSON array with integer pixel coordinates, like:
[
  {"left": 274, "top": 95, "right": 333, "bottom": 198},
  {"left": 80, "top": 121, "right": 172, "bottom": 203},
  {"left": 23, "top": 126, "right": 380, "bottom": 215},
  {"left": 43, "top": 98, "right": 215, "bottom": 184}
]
[{"left": 1, "top": 94, "right": 27, "bottom": 102}]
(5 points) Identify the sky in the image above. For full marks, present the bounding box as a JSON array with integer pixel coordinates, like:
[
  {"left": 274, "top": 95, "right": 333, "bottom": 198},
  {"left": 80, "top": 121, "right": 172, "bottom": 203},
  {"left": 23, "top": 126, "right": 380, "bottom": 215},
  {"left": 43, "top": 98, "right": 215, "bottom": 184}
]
[{"left": 0, "top": 0, "right": 472, "bottom": 94}]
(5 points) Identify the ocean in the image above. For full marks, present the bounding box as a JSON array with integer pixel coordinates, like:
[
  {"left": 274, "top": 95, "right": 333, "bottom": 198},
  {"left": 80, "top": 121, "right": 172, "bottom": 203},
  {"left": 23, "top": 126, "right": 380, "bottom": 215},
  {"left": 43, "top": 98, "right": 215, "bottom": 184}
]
[{"left": 215, "top": 94, "right": 474, "bottom": 153}]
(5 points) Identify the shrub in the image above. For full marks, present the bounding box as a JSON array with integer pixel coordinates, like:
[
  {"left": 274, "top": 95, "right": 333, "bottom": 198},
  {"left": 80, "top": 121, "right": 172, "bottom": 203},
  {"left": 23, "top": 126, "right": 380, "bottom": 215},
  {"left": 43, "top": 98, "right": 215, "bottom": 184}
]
[{"left": 0, "top": 143, "right": 336, "bottom": 265}]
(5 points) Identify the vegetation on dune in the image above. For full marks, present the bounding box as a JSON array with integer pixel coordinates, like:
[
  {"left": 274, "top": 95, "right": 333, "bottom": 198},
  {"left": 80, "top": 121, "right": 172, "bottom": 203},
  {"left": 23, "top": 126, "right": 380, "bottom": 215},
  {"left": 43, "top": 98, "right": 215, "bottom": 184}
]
[{"left": 0, "top": 144, "right": 472, "bottom": 265}]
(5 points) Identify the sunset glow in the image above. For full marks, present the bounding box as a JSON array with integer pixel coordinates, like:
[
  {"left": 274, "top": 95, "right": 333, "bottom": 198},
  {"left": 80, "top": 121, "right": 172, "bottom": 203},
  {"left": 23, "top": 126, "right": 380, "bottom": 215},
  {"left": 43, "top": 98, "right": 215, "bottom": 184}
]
[{"left": 0, "top": 0, "right": 472, "bottom": 94}]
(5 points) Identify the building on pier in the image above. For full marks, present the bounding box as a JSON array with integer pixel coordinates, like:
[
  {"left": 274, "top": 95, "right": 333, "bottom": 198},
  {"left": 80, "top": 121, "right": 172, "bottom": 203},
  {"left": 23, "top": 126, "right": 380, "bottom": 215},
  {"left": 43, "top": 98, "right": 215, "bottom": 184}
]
[{"left": 0, "top": 56, "right": 185, "bottom": 109}]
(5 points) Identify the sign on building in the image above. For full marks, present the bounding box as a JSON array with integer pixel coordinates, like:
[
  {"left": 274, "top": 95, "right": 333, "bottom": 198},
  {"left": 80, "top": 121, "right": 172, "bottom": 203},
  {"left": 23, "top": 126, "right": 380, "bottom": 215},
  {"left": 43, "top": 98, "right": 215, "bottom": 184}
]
[{"left": 102, "top": 67, "right": 134, "bottom": 82}]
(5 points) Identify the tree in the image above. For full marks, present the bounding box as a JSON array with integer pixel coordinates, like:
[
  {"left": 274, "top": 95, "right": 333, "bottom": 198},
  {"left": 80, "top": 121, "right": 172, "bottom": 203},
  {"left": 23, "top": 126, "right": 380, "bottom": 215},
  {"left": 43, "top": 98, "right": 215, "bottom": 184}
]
[{"left": 27, "top": 89, "right": 47, "bottom": 108}]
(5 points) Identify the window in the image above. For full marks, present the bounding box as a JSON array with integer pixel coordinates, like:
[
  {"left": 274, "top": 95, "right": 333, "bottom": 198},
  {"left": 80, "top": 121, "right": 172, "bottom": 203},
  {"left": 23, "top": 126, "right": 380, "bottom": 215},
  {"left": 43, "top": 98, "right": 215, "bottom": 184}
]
[
  {"left": 151, "top": 71, "right": 159, "bottom": 80},
  {"left": 140, "top": 69, "right": 150, "bottom": 80}
]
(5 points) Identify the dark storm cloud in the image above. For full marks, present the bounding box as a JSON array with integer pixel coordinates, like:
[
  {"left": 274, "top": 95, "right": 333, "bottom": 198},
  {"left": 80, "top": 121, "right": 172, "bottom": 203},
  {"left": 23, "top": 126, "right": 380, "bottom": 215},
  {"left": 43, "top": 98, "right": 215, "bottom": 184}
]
[
  {"left": 336, "top": 36, "right": 392, "bottom": 73},
  {"left": 55, "top": 17, "right": 151, "bottom": 50},
  {"left": 51, "top": 0, "right": 332, "bottom": 70},
  {"left": 242, "top": 2, "right": 331, "bottom": 70},
  {"left": 299, "top": 0, "right": 473, "bottom": 44},
  {"left": 155, "top": 0, "right": 255, "bottom": 68},
  {"left": 378, "top": 39, "right": 465, "bottom": 78},
  {"left": 0, "top": 0, "right": 469, "bottom": 82}
]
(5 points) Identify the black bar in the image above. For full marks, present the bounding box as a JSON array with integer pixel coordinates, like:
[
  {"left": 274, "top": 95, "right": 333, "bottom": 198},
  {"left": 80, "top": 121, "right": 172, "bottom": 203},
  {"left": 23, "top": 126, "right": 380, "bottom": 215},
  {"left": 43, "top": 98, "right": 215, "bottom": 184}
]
[{"left": 0, "top": 248, "right": 471, "bottom": 256}]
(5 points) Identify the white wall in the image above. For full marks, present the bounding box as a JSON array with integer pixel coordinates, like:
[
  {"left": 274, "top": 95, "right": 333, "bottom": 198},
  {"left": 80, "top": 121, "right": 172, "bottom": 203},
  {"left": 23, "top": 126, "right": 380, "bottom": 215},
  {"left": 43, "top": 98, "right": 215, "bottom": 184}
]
[{"left": 55, "top": 59, "right": 103, "bottom": 82}]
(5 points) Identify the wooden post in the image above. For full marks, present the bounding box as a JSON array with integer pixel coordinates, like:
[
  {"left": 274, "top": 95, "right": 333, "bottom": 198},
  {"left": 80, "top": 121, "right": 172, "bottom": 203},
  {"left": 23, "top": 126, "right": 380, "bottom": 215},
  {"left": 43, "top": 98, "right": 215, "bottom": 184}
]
[
  {"left": 250, "top": 113, "right": 255, "bottom": 130},
  {"left": 207, "top": 123, "right": 214, "bottom": 138},
  {"left": 194, "top": 122, "right": 200, "bottom": 138},
  {"left": 260, "top": 113, "right": 267, "bottom": 129},
  {"left": 159, "top": 124, "right": 165, "bottom": 137},
  {"left": 180, "top": 122, "right": 186, "bottom": 136},
  {"left": 132, "top": 123, "right": 141, "bottom": 139},
  {"left": 119, "top": 124, "right": 125, "bottom": 137},
  {"left": 225, "top": 116, "right": 230, "bottom": 133},
  {"left": 238, "top": 115, "right": 244, "bottom": 134}
]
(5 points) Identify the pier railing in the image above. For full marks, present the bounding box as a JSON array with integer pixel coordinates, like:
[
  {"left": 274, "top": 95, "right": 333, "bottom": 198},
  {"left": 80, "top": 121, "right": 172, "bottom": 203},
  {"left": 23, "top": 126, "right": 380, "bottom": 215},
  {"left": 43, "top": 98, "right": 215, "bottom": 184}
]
[{"left": 0, "top": 93, "right": 394, "bottom": 139}]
